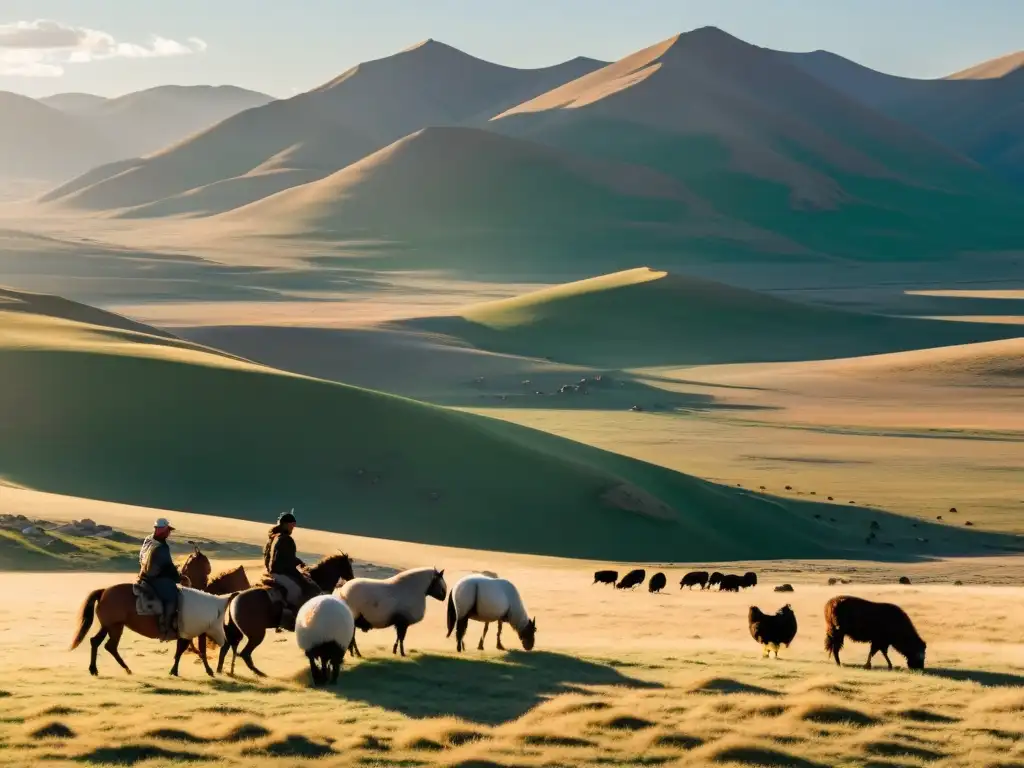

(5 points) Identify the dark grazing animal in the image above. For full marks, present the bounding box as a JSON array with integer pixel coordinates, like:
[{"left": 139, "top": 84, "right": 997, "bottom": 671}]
[
  {"left": 741, "top": 572, "right": 758, "bottom": 589},
  {"left": 648, "top": 572, "right": 667, "bottom": 593},
  {"left": 679, "top": 570, "right": 709, "bottom": 590},
  {"left": 615, "top": 569, "right": 646, "bottom": 590},
  {"left": 718, "top": 574, "right": 744, "bottom": 592},
  {"left": 708, "top": 572, "right": 724, "bottom": 589},
  {"left": 593, "top": 570, "right": 618, "bottom": 586},
  {"left": 898, "top": 576, "right": 911, "bottom": 585},
  {"left": 824, "top": 596, "right": 926, "bottom": 670},
  {"left": 749, "top": 604, "right": 798, "bottom": 658}
]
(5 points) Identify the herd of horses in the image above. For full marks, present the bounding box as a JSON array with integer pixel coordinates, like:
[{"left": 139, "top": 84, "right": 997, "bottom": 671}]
[
  {"left": 69, "top": 544, "right": 927, "bottom": 683},
  {"left": 69, "top": 545, "right": 536, "bottom": 681}
]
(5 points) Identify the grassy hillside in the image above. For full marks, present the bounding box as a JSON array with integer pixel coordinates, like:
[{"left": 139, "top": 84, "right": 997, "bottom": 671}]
[
  {"left": 404, "top": 268, "right": 1023, "bottom": 368},
  {"left": 0, "top": 290, "right": 1006, "bottom": 562}
]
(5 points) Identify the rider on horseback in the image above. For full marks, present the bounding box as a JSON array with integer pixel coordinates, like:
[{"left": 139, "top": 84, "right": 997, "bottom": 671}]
[
  {"left": 138, "top": 518, "right": 181, "bottom": 641},
  {"left": 264, "top": 510, "right": 321, "bottom": 630}
]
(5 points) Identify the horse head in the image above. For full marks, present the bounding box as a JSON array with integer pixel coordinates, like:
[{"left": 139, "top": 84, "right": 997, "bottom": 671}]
[
  {"left": 519, "top": 616, "right": 537, "bottom": 651},
  {"left": 309, "top": 552, "right": 355, "bottom": 591},
  {"left": 427, "top": 568, "right": 447, "bottom": 601}
]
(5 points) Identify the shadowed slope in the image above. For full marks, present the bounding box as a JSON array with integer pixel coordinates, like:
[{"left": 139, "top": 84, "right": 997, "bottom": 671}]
[
  {"left": 405, "top": 268, "right": 1023, "bottom": 368},
  {"left": 41, "top": 43, "right": 606, "bottom": 215},
  {"left": 0, "top": 92, "right": 114, "bottom": 180},
  {"left": 493, "top": 28, "right": 1024, "bottom": 259},
  {"left": 0, "top": 290, "right": 1001, "bottom": 561}
]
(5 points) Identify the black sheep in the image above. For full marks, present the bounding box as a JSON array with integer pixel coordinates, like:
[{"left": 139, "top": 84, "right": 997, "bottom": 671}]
[
  {"left": 648, "top": 572, "right": 667, "bottom": 593},
  {"left": 616, "top": 568, "right": 646, "bottom": 590},
  {"left": 718, "top": 574, "right": 743, "bottom": 592},
  {"left": 593, "top": 569, "right": 618, "bottom": 586},
  {"left": 749, "top": 604, "right": 798, "bottom": 658},
  {"left": 679, "top": 570, "right": 710, "bottom": 590},
  {"left": 824, "top": 595, "right": 926, "bottom": 670}
]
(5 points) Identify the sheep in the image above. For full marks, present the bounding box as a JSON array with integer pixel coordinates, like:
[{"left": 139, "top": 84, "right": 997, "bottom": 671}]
[
  {"left": 593, "top": 569, "right": 618, "bottom": 586},
  {"left": 749, "top": 604, "right": 798, "bottom": 658},
  {"left": 295, "top": 595, "right": 355, "bottom": 686},
  {"left": 680, "top": 570, "right": 709, "bottom": 590},
  {"left": 824, "top": 596, "right": 926, "bottom": 670},
  {"left": 648, "top": 572, "right": 667, "bottom": 593},
  {"left": 615, "top": 569, "right": 645, "bottom": 590}
]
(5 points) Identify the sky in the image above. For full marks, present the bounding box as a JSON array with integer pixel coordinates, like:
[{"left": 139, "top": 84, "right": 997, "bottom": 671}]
[{"left": 1, "top": 0, "right": 1021, "bottom": 99}]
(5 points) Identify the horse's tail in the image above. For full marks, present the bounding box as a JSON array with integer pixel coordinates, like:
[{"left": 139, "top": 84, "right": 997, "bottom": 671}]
[
  {"left": 70, "top": 588, "right": 104, "bottom": 650},
  {"left": 446, "top": 590, "right": 457, "bottom": 637},
  {"left": 824, "top": 626, "right": 844, "bottom": 657}
]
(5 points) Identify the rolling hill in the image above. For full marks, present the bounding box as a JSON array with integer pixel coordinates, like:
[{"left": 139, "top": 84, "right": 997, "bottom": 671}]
[
  {"left": 0, "top": 92, "right": 114, "bottom": 180},
  {"left": 0, "top": 286, "right": 999, "bottom": 561},
  {"left": 41, "top": 42, "right": 607, "bottom": 216},
  {"left": 785, "top": 48, "right": 1024, "bottom": 185},
  {"left": 401, "top": 268, "right": 1024, "bottom": 368},
  {"left": 212, "top": 126, "right": 772, "bottom": 258},
  {"left": 492, "top": 28, "right": 1024, "bottom": 260}
]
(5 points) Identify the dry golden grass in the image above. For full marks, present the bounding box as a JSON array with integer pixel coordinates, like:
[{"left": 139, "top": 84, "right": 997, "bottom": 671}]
[{"left": 2, "top": 547, "right": 1023, "bottom": 767}]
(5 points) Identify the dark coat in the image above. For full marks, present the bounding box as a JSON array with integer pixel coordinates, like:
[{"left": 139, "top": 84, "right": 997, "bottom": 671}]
[
  {"left": 616, "top": 568, "right": 646, "bottom": 589},
  {"left": 824, "top": 595, "right": 927, "bottom": 669},
  {"left": 742, "top": 572, "right": 758, "bottom": 588},
  {"left": 749, "top": 605, "right": 798, "bottom": 648},
  {"left": 593, "top": 570, "right": 618, "bottom": 585},
  {"left": 139, "top": 536, "right": 180, "bottom": 584},
  {"left": 265, "top": 528, "right": 306, "bottom": 577},
  {"left": 719, "top": 574, "right": 743, "bottom": 592},
  {"left": 680, "top": 570, "right": 709, "bottom": 589},
  {"left": 648, "top": 572, "right": 667, "bottom": 593}
]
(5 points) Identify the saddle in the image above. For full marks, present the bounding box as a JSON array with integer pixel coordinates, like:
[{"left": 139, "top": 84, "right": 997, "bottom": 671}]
[
  {"left": 259, "top": 574, "right": 289, "bottom": 609},
  {"left": 132, "top": 581, "right": 181, "bottom": 642}
]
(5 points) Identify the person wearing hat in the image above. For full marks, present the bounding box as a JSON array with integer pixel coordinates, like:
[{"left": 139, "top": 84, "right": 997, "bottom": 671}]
[
  {"left": 138, "top": 518, "right": 182, "bottom": 640},
  {"left": 263, "top": 510, "right": 321, "bottom": 630}
]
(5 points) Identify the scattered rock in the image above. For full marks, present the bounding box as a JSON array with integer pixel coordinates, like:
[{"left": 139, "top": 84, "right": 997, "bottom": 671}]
[
  {"left": 899, "top": 576, "right": 911, "bottom": 585},
  {"left": 785, "top": 485, "right": 793, "bottom": 491},
  {"left": 965, "top": 521, "right": 974, "bottom": 527},
  {"left": 949, "top": 507, "right": 958, "bottom": 513},
  {"left": 954, "top": 580, "right": 963, "bottom": 586},
  {"left": 827, "top": 496, "right": 834, "bottom": 501},
  {"left": 937, "top": 516, "right": 944, "bottom": 521},
  {"left": 774, "top": 584, "right": 794, "bottom": 592},
  {"left": 827, "top": 577, "right": 839, "bottom": 586}
]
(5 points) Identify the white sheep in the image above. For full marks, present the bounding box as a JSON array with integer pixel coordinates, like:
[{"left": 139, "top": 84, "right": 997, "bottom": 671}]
[{"left": 294, "top": 595, "right": 355, "bottom": 685}]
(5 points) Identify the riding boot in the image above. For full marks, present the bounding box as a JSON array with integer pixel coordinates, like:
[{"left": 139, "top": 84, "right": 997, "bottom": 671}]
[{"left": 161, "top": 604, "right": 177, "bottom": 642}]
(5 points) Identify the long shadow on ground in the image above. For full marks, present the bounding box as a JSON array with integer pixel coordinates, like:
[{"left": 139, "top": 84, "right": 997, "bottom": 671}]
[
  {"left": 332, "top": 650, "right": 661, "bottom": 725},
  {"left": 924, "top": 667, "right": 1024, "bottom": 688}
]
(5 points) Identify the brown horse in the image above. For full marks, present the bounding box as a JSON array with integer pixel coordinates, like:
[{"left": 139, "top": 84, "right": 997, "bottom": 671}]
[
  {"left": 218, "top": 553, "right": 354, "bottom": 678},
  {"left": 70, "top": 582, "right": 236, "bottom": 677},
  {"left": 180, "top": 542, "right": 212, "bottom": 590}
]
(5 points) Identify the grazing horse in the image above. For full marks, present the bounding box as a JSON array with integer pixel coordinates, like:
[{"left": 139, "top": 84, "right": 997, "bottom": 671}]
[
  {"left": 217, "top": 553, "right": 354, "bottom": 678},
  {"left": 824, "top": 595, "right": 926, "bottom": 670},
  {"left": 336, "top": 567, "right": 447, "bottom": 657},
  {"left": 447, "top": 574, "right": 536, "bottom": 652},
  {"left": 69, "top": 584, "right": 233, "bottom": 677}
]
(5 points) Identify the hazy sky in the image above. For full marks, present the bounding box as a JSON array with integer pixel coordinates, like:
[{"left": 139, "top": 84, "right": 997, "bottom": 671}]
[{"left": 1, "top": 0, "right": 1021, "bottom": 98}]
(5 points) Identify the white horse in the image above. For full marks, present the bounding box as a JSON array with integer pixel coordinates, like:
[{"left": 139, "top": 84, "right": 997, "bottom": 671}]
[
  {"left": 446, "top": 574, "right": 536, "bottom": 652},
  {"left": 334, "top": 567, "right": 447, "bottom": 657}
]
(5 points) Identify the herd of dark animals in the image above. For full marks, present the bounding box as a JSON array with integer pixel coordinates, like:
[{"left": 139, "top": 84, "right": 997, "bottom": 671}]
[{"left": 593, "top": 568, "right": 927, "bottom": 670}]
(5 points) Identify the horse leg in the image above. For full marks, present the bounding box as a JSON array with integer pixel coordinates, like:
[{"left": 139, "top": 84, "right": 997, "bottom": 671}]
[
  {"left": 88, "top": 627, "right": 108, "bottom": 676},
  {"left": 455, "top": 616, "right": 470, "bottom": 652},
  {"left": 197, "top": 634, "right": 214, "bottom": 677},
  {"left": 170, "top": 638, "right": 191, "bottom": 676},
  {"left": 880, "top": 646, "right": 893, "bottom": 670},
  {"left": 496, "top": 620, "right": 505, "bottom": 651},
  {"left": 349, "top": 635, "right": 362, "bottom": 658},
  {"left": 865, "top": 644, "right": 879, "bottom": 670},
  {"left": 477, "top": 622, "right": 489, "bottom": 651},
  {"left": 218, "top": 621, "right": 241, "bottom": 675},
  {"left": 238, "top": 631, "right": 267, "bottom": 678},
  {"left": 393, "top": 618, "right": 409, "bottom": 657},
  {"left": 103, "top": 624, "right": 132, "bottom": 675}
]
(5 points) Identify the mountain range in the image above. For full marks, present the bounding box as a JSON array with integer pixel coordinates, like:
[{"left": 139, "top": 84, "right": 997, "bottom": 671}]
[{"left": 22, "top": 28, "right": 1024, "bottom": 267}]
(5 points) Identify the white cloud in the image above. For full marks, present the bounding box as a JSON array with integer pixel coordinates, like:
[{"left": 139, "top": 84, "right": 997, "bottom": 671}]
[{"left": 0, "top": 19, "right": 206, "bottom": 77}]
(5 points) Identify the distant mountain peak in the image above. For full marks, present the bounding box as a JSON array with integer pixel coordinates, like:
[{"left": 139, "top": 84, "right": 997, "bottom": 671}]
[{"left": 947, "top": 50, "right": 1024, "bottom": 80}]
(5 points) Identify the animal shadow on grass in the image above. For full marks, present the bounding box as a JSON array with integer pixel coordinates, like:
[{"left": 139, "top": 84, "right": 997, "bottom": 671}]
[
  {"left": 923, "top": 668, "right": 1024, "bottom": 688},
  {"left": 335, "top": 650, "right": 662, "bottom": 725}
]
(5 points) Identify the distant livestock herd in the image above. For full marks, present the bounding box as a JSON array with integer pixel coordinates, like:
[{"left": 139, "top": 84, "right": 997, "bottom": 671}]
[
  {"left": 593, "top": 568, "right": 758, "bottom": 592},
  {"left": 592, "top": 567, "right": 926, "bottom": 670}
]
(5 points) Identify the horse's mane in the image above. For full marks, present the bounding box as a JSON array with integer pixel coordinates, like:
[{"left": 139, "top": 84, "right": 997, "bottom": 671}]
[
  {"left": 388, "top": 567, "right": 438, "bottom": 585},
  {"left": 208, "top": 564, "right": 246, "bottom": 592},
  {"left": 309, "top": 552, "right": 351, "bottom": 574}
]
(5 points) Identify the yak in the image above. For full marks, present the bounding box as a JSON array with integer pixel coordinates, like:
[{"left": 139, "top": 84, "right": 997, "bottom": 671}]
[
  {"left": 616, "top": 568, "right": 646, "bottom": 590},
  {"left": 593, "top": 570, "right": 618, "bottom": 586},
  {"left": 824, "top": 595, "right": 926, "bottom": 670},
  {"left": 749, "top": 604, "right": 798, "bottom": 658},
  {"left": 648, "top": 572, "right": 667, "bottom": 593},
  {"left": 718, "top": 574, "right": 744, "bottom": 592},
  {"left": 679, "top": 570, "right": 709, "bottom": 590},
  {"left": 741, "top": 571, "right": 758, "bottom": 589},
  {"left": 708, "top": 572, "right": 725, "bottom": 589}
]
